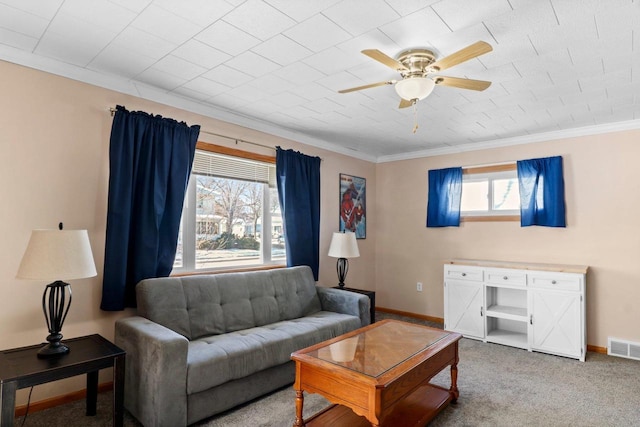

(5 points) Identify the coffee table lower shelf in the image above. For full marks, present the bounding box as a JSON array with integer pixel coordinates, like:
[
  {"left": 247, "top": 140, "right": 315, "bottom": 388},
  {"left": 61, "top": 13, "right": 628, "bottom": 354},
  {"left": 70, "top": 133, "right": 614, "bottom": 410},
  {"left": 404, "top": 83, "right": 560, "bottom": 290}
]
[{"left": 304, "top": 383, "right": 453, "bottom": 427}]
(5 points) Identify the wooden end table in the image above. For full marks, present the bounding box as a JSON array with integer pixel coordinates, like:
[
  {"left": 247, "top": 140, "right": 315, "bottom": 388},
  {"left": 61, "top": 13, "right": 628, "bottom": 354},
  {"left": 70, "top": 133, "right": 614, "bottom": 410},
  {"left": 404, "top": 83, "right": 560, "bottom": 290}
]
[
  {"left": 291, "top": 319, "right": 461, "bottom": 426},
  {"left": 0, "top": 334, "right": 125, "bottom": 427}
]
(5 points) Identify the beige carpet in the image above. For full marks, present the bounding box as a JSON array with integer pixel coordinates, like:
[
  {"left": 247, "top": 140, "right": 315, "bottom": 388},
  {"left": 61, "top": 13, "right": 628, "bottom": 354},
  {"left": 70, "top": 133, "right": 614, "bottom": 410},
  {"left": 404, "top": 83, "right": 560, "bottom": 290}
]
[{"left": 16, "top": 312, "right": 640, "bottom": 426}]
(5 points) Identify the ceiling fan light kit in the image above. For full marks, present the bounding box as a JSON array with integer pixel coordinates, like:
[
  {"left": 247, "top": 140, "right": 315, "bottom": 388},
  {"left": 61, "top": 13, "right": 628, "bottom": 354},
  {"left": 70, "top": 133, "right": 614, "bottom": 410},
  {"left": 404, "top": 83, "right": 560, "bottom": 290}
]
[{"left": 394, "top": 77, "right": 435, "bottom": 102}]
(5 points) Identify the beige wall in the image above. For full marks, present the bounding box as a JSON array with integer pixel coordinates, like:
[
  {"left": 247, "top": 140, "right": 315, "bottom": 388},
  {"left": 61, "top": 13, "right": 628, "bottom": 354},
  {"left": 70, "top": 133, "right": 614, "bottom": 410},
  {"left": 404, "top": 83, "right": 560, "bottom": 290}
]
[
  {"left": 375, "top": 130, "right": 640, "bottom": 348},
  {"left": 0, "top": 60, "right": 375, "bottom": 405}
]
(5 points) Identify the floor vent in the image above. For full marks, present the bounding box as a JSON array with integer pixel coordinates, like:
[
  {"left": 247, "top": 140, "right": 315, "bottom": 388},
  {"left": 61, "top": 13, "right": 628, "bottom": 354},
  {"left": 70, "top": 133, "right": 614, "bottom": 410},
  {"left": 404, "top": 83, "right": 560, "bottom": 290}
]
[{"left": 608, "top": 337, "right": 640, "bottom": 361}]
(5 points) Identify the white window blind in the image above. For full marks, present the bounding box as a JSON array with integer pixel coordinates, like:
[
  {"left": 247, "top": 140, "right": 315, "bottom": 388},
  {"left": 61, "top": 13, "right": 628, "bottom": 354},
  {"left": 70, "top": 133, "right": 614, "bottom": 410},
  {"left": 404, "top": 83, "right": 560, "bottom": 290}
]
[{"left": 192, "top": 150, "right": 276, "bottom": 187}]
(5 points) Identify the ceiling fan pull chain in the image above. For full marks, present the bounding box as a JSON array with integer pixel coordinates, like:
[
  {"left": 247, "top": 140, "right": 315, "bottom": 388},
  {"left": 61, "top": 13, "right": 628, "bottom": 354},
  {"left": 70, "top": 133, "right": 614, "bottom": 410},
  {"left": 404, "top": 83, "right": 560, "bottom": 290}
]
[{"left": 412, "top": 101, "right": 419, "bottom": 134}]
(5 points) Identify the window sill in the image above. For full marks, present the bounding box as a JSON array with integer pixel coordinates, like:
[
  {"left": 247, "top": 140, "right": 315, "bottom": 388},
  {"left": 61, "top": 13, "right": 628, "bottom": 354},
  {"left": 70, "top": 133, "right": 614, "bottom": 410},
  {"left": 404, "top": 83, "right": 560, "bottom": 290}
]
[
  {"left": 462, "top": 215, "right": 520, "bottom": 222},
  {"left": 171, "top": 263, "right": 286, "bottom": 277}
]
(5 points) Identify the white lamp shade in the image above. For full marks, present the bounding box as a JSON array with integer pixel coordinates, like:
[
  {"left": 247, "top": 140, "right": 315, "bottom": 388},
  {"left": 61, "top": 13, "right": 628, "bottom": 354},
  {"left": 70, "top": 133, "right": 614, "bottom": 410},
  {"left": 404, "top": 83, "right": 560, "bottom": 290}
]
[
  {"left": 328, "top": 232, "right": 360, "bottom": 258},
  {"left": 17, "top": 229, "right": 97, "bottom": 281},
  {"left": 395, "top": 77, "right": 435, "bottom": 101}
]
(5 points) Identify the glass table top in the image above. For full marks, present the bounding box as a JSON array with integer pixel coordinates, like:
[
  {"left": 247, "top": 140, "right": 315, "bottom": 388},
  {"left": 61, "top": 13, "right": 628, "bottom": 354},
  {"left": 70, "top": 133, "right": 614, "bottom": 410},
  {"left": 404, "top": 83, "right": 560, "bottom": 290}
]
[{"left": 307, "top": 321, "right": 450, "bottom": 378}]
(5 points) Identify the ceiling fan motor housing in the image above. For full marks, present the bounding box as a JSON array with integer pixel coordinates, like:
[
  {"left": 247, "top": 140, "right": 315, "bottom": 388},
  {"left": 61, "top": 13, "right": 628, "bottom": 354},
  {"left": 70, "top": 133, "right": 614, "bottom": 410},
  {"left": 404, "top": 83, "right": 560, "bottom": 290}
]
[{"left": 396, "top": 49, "right": 438, "bottom": 77}]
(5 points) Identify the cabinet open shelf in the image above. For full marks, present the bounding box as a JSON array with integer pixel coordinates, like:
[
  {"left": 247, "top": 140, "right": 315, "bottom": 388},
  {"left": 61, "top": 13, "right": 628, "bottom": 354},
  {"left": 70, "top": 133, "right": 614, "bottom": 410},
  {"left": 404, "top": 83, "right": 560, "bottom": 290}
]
[
  {"left": 485, "top": 304, "right": 527, "bottom": 321},
  {"left": 486, "top": 316, "right": 528, "bottom": 349},
  {"left": 486, "top": 329, "right": 528, "bottom": 349}
]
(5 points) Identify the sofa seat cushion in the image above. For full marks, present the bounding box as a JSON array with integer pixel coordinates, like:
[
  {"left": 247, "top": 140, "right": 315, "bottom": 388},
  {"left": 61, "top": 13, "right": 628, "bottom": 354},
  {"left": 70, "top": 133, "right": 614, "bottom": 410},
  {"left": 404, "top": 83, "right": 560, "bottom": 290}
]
[
  {"left": 186, "top": 312, "right": 361, "bottom": 394},
  {"left": 271, "top": 312, "right": 362, "bottom": 351}
]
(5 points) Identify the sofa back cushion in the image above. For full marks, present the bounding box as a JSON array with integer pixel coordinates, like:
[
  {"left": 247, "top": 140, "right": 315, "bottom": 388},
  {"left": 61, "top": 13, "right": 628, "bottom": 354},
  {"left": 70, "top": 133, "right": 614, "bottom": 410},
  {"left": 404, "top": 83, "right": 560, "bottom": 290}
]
[{"left": 136, "top": 266, "right": 321, "bottom": 340}]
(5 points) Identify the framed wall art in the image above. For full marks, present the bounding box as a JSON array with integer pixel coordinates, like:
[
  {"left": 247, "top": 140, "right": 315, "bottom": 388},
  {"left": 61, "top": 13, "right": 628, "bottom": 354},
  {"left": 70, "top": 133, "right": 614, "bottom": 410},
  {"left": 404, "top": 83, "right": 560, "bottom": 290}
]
[{"left": 339, "top": 173, "right": 366, "bottom": 239}]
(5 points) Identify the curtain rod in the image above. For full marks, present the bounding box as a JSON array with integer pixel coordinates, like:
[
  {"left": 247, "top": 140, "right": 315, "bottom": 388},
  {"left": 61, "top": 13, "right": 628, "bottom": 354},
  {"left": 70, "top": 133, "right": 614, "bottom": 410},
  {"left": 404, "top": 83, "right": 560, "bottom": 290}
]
[
  {"left": 109, "top": 107, "right": 276, "bottom": 152},
  {"left": 462, "top": 160, "right": 516, "bottom": 169}
]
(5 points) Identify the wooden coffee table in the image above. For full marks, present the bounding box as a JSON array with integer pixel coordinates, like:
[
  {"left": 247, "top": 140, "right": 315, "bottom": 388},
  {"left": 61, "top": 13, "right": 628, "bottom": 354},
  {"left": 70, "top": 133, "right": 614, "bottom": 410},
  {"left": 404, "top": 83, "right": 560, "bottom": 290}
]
[{"left": 291, "top": 319, "right": 461, "bottom": 426}]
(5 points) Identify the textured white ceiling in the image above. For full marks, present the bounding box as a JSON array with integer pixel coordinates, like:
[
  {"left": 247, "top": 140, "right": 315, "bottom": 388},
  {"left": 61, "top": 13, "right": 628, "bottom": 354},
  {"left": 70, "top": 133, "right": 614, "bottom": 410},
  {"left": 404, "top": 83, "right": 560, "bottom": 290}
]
[{"left": 1, "top": 0, "right": 639, "bottom": 162}]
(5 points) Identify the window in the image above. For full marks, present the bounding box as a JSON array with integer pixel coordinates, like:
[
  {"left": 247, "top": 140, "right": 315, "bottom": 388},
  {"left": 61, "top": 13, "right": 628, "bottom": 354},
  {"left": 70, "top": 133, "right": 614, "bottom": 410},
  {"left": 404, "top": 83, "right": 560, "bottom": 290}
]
[
  {"left": 173, "top": 144, "right": 285, "bottom": 272},
  {"left": 461, "top": 164, "right": 520, "bottom": 221}
]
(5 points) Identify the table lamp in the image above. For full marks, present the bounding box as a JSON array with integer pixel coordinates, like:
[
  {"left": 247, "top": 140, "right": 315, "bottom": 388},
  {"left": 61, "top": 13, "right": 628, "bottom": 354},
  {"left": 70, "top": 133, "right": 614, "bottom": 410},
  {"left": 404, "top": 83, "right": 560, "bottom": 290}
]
[
  {"left": 16, "top": 224, "right": 97, "bottom": 358},
  {"left": 328, "top": 231, "right": 359, "bottom": 288}
]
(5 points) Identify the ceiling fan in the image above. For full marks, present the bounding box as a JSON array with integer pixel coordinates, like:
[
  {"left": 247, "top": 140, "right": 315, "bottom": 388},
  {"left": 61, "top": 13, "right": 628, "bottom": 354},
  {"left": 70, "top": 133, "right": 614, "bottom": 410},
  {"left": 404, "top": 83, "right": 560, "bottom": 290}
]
[{"left": 339, "top": 41, "right": 493, "bottom": 109}]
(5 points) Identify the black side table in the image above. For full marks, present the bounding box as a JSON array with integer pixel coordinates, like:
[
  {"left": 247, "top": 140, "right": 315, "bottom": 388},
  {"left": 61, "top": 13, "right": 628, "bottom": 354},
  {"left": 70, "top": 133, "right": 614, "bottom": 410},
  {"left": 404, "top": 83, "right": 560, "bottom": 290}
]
[
  {"left": 333, "top": 286, "right": 376, "bottom": 323},
  {"left": 0, "top": 334, "right": 125, "bottom": 427}
]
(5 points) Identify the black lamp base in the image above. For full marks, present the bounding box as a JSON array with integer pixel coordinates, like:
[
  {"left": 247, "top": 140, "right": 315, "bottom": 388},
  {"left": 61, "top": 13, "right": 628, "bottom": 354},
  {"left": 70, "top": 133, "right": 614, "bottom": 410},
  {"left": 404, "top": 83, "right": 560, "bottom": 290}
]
[
  {"left": 38, "top": 280, "right": 73, "bottom": 359},
  {"left": 336, "top": 257, "right": 349, "bottom": 288},
  {"left": 38, "top": 339, "right": 70, "bottom": 358}
]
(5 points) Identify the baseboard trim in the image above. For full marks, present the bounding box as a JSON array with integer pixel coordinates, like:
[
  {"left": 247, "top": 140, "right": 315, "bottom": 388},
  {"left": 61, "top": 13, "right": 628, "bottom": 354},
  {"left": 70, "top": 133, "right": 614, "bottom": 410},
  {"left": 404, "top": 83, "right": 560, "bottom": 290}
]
[
  {"left": 14, "top": 382, "right": 113, "bottom": 417},
  {"left": 587, "top": 345, "right": 607, "bottom": 354},
  {"left": 376, "top": 307, "right": 444, "bottom": 325}
]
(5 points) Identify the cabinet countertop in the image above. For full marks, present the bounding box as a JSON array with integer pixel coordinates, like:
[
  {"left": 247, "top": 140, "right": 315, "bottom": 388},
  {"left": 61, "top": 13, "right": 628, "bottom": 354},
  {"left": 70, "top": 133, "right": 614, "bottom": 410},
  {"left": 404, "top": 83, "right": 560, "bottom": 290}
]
[{"left": 445, "top": 259, "right": 589, "bottom": 274}]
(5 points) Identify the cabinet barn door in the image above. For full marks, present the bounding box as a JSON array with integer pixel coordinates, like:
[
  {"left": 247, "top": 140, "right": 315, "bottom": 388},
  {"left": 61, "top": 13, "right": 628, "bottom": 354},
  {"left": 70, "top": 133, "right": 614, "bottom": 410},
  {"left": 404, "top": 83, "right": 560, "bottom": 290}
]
[
  {"left": 445, "top": 281, "right": 484, "bottom": 339},
  {"left": 531, "top": 290, "right": 581, "bottom": 358}
]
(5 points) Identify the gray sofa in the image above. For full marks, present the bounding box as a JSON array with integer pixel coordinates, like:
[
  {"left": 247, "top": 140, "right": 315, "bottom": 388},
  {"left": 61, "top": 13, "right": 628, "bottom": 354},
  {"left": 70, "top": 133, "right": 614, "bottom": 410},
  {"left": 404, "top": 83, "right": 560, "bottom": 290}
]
[{"left": 115, "top": 266, "right": 370, "bottom": 427}]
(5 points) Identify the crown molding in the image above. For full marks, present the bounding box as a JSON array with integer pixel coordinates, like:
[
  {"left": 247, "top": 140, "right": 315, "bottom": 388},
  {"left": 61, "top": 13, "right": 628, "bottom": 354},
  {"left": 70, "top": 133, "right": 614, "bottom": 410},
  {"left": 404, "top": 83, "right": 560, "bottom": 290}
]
[{"left": 376, "top": 119, "right": 640, "bottom": 163}]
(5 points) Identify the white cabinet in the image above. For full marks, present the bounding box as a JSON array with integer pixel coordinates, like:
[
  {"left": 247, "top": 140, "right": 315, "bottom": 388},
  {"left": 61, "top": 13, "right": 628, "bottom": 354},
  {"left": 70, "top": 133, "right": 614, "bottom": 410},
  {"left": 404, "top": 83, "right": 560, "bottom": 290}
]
[
  {"left": 444, "top": 279, "right": 484, "bottom": 339},
  {"left": 530, "top": 289, "right": 582, "bottom": 358},
  {"left": 443, "top": 265, "right": 484, "bottom": 339},
  {"left": 444, "top": 260, "right": 587, "bottom": 361}
]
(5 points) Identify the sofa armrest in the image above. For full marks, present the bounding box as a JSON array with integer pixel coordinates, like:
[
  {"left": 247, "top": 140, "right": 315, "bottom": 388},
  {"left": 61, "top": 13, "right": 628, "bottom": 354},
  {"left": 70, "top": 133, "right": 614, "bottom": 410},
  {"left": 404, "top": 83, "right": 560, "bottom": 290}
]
[
  {"left": 115, "top": 316, "right": 189, "bottom": 427},
  {"left": 317, "top": 287, "right": 371, "bottom": 327}
]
